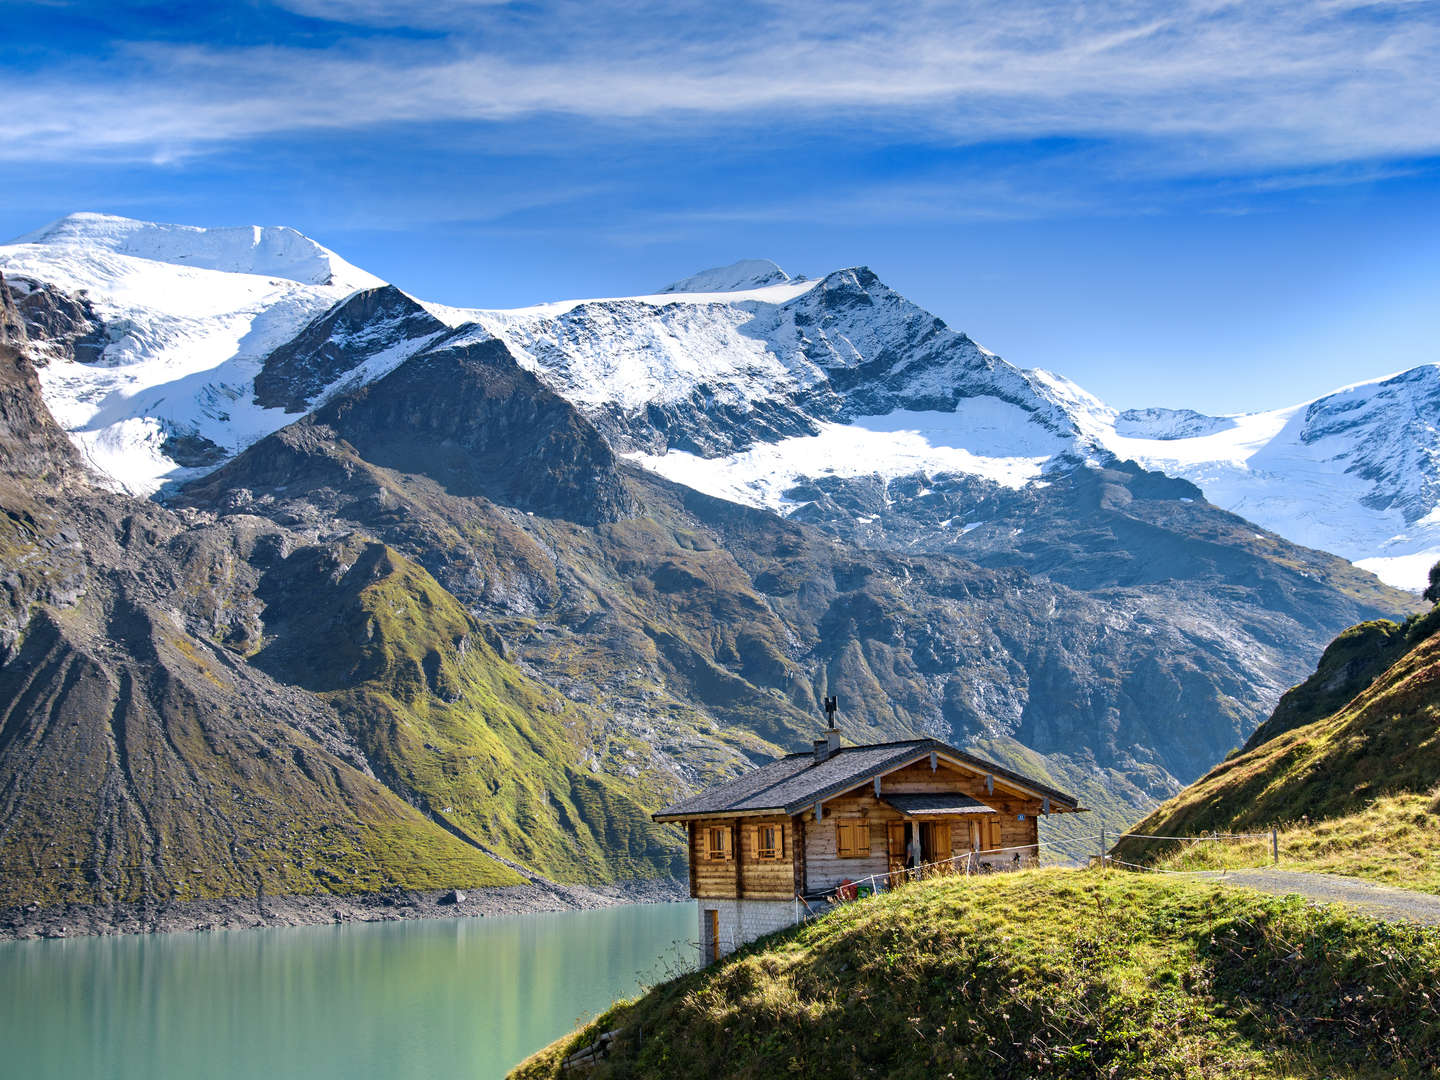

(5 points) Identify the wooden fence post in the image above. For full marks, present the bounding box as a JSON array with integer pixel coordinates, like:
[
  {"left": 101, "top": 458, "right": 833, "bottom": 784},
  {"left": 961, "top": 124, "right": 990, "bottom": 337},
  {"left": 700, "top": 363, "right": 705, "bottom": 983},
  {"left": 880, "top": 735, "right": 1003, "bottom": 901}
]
[{"left": 1271, "top": 829, "right": 1278, "bottom": 865}]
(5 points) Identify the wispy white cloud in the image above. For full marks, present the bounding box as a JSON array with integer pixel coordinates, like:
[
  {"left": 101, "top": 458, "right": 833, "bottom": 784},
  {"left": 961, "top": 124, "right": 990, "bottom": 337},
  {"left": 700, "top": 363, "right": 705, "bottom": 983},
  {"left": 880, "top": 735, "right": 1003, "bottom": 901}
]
[{"left": 4, "top": 0, "right": 1438, "bottom": 179}]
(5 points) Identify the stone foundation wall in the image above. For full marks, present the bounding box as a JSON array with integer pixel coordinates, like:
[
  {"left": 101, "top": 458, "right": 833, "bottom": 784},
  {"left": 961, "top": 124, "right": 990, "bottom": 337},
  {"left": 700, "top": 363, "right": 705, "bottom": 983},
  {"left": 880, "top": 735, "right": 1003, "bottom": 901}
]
[{"left": 698, "top": 898, "right": 803, "bottom": 961}]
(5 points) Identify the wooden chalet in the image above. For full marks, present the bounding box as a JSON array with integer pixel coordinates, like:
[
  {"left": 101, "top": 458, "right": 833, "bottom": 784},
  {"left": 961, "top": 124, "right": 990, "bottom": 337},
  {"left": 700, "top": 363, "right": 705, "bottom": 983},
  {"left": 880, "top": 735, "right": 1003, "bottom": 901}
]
[{"left": 654, "top": 728, "right": 1083, "bottom": 963}]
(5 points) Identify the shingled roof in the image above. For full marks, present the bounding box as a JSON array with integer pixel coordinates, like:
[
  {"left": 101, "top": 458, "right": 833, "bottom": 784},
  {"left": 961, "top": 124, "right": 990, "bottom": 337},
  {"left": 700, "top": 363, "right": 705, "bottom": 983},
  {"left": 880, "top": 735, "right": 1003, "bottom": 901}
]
[{"left": 653, "top": 737, "right": 1080, "bottom": 821}]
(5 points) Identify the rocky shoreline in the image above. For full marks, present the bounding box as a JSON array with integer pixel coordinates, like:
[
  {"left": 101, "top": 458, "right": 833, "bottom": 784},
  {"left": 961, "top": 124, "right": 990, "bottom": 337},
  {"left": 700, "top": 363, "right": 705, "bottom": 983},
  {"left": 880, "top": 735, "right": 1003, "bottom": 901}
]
[{"left": 0, "top": 877, "right": 689, "bottom": 941}]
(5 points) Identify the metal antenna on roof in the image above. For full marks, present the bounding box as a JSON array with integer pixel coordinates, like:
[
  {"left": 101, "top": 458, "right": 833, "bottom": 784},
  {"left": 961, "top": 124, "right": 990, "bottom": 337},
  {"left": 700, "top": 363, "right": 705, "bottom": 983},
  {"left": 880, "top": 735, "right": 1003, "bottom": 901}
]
[{"left": 824, "top": 695, "right": 838, "bottom": 729}]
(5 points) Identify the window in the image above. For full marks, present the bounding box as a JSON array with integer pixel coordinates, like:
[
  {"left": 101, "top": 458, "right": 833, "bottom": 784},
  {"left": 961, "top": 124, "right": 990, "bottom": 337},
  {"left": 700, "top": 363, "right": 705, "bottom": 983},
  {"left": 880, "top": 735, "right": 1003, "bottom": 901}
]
[
  {"left": 706, "top": 826, "right": 732, "bottom": 861},
  {"left": 836, "top": 819, "right": 870, "bottom": 858},
  {"left": 756, "top": 824, "right": 782, "bottom": 861}
]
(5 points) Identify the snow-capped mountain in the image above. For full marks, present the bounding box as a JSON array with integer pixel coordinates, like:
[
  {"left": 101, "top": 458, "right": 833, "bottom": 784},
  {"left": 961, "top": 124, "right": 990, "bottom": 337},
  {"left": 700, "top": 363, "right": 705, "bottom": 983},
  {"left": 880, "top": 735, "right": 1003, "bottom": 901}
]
[
  {"left": 2, "top": 213, "right": 1436, "bottom": 589},
  {"left": 658, "top": 258, "right": 795, "bottom": 293},
  {"left": 0, "top": 214, "right": 391, "bottom": 494},
  {"left": 1090, "top": 369, "right": 1440, "bottom": 589},
  {"left": 438, "top": 265, "right": 1101, "bottom": 474}
]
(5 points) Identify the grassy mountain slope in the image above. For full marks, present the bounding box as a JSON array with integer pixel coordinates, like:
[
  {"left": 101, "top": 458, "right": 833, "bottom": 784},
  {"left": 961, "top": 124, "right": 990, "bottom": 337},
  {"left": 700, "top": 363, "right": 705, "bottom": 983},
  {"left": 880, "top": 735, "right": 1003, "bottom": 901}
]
[
  {"left": 252, "top": 537, "right": 683, "bottom": 883},
  {"left": 514, "top": 871, "right": 1440, "bottom": 1079},
  {"left": 0, "top": 479, "right": 521, "bottom": 908},
  {"left": 1116, "top": 607, "right": 1440, "bottom": 872},
  {"left": 1240, "top": 618, "right": 1412, "bottom": 751}
]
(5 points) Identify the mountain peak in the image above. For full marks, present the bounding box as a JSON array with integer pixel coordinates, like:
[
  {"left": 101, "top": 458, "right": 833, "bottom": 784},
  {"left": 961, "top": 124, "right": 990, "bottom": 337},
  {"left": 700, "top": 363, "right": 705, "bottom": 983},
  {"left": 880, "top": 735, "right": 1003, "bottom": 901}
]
[
  {"left": 659, "top": 258, "right": 792, "bottom": 294},
  {"left": 10, "top": 212, "right": 383, "bottom": 292}
]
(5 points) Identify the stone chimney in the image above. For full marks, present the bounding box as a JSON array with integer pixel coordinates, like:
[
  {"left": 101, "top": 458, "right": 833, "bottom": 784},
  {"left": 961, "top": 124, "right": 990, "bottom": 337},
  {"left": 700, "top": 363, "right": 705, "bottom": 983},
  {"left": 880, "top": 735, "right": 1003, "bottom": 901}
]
[{"left": 813, "top": 695, "right": 841, "bottom": 762}]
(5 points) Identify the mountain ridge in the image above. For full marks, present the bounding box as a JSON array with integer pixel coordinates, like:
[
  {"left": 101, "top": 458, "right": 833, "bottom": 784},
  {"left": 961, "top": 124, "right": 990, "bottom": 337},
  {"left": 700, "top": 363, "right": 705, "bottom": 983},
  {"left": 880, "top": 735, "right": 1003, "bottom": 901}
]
[{"left": 3, "top": 212, "right": 1436, "bottom": 589}]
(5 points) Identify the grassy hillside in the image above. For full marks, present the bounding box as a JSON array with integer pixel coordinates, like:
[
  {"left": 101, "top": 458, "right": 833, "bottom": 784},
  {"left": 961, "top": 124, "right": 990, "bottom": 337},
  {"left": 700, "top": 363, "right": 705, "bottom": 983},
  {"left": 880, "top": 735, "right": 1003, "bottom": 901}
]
[
  {"left": 1240, "top": 618, "right": 1412, "bottom": 751},
  {"left": 252, "top": 537, "right": 684, "bottom": 885},
  {"left": 1115, "top": 606, "right": 1440, "bottom": 878},
  {"left": 1151, "top": 792, "right": 1440, "bottom": 894},
  {"left": 512, "top": 871, "right": 1440, "bottom": 1079}
]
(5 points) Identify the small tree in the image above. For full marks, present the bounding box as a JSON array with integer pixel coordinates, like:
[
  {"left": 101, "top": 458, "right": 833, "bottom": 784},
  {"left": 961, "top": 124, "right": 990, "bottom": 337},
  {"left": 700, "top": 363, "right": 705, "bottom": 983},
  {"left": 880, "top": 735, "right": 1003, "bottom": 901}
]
[{"left": 1425, "top": 560, "right": 1440, "bottom": 605}]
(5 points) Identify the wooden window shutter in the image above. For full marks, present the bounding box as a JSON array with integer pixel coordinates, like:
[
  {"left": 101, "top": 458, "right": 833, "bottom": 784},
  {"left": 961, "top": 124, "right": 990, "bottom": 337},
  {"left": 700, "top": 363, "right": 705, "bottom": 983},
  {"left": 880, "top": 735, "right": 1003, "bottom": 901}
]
[
  {"left": 756, "top": 823, "right": 782, "bottom": 861},
  {"left": 837, "top": 820, "right": 870, "bottom": 858}
]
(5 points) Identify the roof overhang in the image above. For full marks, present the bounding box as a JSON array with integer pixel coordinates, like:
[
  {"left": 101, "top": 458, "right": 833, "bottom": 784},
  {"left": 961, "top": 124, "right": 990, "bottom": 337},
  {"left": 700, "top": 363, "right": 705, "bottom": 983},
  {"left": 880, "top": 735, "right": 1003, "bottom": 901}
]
[
  {"left": 882, "top": 793, "right": 997, "bottom": 817},
  {"left": 651, "top": 807, "right": 791, "bottom": 824},
  {"left": 650, "top": 738, "right": 1085, "bottom": 823}
]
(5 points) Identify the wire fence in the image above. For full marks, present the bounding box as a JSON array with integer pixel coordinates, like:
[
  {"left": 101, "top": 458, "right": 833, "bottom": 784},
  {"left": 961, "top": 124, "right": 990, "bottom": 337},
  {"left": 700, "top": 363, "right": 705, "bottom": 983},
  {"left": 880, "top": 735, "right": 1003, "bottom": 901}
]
[{"left": 792, "top": 826, "right": 1282, "bottom": 918}]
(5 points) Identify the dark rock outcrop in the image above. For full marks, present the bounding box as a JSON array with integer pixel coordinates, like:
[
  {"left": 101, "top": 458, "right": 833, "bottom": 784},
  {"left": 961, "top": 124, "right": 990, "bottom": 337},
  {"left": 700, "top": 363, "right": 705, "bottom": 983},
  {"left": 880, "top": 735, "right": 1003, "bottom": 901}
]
[{"left": 254, "top": 285, "right": 449, "bottom": 412}]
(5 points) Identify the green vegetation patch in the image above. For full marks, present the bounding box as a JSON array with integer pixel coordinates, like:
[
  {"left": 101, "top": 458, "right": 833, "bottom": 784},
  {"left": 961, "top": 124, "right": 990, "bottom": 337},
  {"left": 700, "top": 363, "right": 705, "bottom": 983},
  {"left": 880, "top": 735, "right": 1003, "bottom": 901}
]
[
  {"left": 513, "top": 870, "right": 1440, "bottom": 1080},
  {"left": 254, "top": 538, "right": 684, "bottom": 886}
]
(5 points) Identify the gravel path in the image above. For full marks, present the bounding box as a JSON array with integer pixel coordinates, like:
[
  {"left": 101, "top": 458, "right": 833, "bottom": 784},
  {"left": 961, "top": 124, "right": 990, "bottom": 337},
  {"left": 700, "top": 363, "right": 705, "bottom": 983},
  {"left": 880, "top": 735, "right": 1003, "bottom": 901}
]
[{"left": 1183, "top": 868, "right": 1440, "bottom": 927}]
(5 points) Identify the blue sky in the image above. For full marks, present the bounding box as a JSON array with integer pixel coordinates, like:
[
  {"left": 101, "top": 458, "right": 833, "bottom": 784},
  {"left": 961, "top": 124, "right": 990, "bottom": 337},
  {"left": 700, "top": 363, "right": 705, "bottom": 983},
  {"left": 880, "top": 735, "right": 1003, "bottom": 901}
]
[{"left": 3, "top": 0, "right": 1438, "bottom": 413}]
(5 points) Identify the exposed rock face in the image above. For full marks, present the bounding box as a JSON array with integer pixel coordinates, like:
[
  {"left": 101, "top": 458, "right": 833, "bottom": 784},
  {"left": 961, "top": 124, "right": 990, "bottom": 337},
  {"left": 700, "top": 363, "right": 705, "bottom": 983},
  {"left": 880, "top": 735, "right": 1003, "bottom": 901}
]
[
  {"left": 0, "top": 329, "right": 84, "bottom": 483},
  {"left": 0, "top": 271, "right": 105, "bottom": 365},
  {"left": 0, "top": 273, "right": 23, "bottom": 345},
  {"left": 254, "top": 285, "right": 450, "bottom": 412}
]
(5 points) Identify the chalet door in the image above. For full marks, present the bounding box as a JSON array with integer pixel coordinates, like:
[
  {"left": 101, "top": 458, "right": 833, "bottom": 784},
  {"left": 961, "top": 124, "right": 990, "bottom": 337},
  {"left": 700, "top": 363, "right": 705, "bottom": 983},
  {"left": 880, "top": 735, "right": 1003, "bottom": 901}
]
[
  {"left": 887, "top": 823, "right": 906, "bottom": 878},
  {"left": 703, "top": 909, "right": 719, "bottom": 964}
]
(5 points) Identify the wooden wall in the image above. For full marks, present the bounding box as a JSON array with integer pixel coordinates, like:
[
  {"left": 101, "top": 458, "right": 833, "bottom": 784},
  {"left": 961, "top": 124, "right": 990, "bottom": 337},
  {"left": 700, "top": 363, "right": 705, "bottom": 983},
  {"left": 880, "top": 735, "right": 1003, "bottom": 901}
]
[
  {"left": 800, "top": 792, "right": 897, "bottom": 890},
  {"left": 690, "top": 817, "right": 797, "bottom": 900}
]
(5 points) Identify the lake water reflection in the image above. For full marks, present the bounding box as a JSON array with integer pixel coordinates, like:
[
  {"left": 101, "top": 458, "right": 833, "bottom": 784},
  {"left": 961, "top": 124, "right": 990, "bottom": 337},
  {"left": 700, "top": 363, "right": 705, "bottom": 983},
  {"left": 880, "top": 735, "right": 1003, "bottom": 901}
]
[{"left": 0, "top": 900, "right": 698, "bottom": 1080}]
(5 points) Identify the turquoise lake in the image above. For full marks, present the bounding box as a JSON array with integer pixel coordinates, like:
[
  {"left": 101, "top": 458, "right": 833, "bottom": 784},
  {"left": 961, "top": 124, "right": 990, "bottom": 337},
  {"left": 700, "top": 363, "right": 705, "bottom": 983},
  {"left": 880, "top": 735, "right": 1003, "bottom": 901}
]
[{"left": 0, "top": 901, "right": 698, "bottom": 1080}]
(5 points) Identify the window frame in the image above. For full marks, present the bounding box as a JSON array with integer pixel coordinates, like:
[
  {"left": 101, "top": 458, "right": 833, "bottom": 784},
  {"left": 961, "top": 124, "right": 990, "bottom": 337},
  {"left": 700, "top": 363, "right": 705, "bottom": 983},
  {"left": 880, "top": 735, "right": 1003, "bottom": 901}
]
[
  {"left": 756, "top": 823, "right": 782, "bottom": 861},
  {"left": 706, "top": 825, "right": 733, "bottom": 861}
]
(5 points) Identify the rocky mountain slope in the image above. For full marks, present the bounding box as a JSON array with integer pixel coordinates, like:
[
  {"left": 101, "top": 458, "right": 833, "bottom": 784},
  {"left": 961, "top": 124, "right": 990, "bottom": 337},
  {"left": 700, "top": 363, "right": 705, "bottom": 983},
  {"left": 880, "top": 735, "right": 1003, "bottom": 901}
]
[
  {"left": 0, "top": 295, "right": 525, "bottom": 907},
  {"left": 0, "top": 218, "right": 1420, "bottom": 911},
  {"left": 0, "top": 282, "right": 682, "bottom": 907}
]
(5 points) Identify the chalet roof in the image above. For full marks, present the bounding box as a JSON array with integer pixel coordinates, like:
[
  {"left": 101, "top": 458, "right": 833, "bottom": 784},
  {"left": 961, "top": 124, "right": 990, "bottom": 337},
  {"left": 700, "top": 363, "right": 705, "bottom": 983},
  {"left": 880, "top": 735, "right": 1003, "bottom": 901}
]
[
  {"left": 653, "top": 737, "right": 1080, "bottom": 822},
  {"left": 882, "top": 793, "right": 996, "bottom": 816}
]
